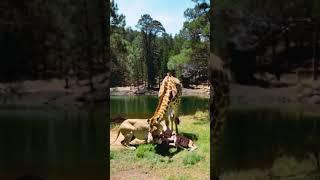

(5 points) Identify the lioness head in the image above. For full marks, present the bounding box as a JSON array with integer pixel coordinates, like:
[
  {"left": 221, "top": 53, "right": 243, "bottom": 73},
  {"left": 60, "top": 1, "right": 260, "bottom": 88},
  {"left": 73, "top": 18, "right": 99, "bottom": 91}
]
[
  {"left": 147, "top": 116, "right": 161, "bottom": 126},
  {"left": 147, "top": 124, "right": 161, "bottom": 143},
  {"left": 147, "top": 119, "right": 163, "bottom": 142},
  {"left": 147, "top": 119, "right": 160, "bottom": 132}
]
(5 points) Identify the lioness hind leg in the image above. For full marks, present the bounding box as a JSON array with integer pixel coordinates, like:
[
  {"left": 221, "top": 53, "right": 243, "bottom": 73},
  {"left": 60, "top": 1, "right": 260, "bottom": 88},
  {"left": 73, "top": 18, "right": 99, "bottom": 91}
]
[
  {"left": 121, "top": 133, "right": 137, "bottom": 150},
  {"left": 120, "top": 130, "right": 135, "bottom": 148}
]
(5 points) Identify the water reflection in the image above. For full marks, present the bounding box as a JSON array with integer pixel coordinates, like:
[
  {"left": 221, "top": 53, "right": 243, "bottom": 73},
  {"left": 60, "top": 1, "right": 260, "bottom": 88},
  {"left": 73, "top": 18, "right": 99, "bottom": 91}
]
[
  {"left": 0, "top": 105, "right": 106, "bottom": 179},
  {"left": 220, "top": 105, "right": 320, "bottom": 178},
  {"left": 110, "top": 95, "right": 208, "bottom": 119}
]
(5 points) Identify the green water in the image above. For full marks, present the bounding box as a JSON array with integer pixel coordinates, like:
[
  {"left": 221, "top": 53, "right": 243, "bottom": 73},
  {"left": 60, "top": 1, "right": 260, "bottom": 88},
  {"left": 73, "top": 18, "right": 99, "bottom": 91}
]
[
  {"left": 110, "top": 95, "right": 209, "bottom": 119},
  {"left": 220, "top": 105, "right": 320, "bottom": 174},
  {"left": 0, "top": 105, "right": 106, "bottom": 179}
]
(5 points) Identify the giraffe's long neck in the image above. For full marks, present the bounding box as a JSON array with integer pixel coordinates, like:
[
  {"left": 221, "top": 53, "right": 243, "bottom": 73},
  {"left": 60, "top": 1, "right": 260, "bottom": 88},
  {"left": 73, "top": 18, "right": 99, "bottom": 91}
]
[
  {"left": 151, "top": 87, "right": 171, "bottom": 120},
  {"left": 149, "top": 74, "right": 182, "bottom": 128}
]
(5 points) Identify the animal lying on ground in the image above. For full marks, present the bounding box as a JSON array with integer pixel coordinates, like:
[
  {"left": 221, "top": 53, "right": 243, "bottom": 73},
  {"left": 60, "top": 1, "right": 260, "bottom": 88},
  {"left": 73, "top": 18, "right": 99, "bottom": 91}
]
[
  {"left": 157, "top": 128, "right": 197, "bottom": 151},
  {"left": 112, "top": 119, "right": 162, "bottom": 150}
]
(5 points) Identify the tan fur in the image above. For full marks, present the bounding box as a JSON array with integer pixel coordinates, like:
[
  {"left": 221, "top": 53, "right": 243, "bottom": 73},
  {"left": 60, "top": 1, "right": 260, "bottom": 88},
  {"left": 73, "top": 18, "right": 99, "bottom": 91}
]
[
  {"left": 149, "top": 74, "right": 182, "bottom": 134},
  {"left": 112, "top": 119, "right": 162, "bottom": 150}
]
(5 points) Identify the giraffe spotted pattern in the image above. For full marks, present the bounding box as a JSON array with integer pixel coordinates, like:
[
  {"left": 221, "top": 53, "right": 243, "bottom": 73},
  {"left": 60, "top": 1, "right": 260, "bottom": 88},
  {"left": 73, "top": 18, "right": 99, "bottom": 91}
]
[{"left": 148, "top": 73, "right": 182, "bottom": 134}]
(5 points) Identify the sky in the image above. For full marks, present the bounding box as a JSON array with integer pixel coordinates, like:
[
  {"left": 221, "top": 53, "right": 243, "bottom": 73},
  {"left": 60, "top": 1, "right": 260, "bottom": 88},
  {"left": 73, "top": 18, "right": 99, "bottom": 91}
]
[{"left": 114, "top": 0, "right": 196, "bottom": 36}]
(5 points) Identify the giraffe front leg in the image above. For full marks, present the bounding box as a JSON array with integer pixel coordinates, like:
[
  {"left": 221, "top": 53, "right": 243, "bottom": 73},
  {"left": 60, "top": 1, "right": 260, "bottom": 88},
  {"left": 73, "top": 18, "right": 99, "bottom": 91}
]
[
  {"left": 175, "top": 118, "right": 179, "bottom": 134},
  {"left": 169, "top": 108, "right": 175, "bottom": 132},
  {"left": 173, "top": 102, "right": 180, "bottom": 134},
  {"left": 171, "top": 118, "right": 174, "bottom": 132}
]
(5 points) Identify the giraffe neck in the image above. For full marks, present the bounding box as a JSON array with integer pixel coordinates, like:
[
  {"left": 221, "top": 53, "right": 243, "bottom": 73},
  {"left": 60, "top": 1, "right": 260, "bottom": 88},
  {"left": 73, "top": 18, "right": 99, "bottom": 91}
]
[
  {"left": 149, "top": 74, "right": 182, "bottom": 126},
  {"left": 152, "top": 75, "right": 179, "bottom": 120},
  {"left": 152, "top": 90, "right": 171, "bottom": 120}
]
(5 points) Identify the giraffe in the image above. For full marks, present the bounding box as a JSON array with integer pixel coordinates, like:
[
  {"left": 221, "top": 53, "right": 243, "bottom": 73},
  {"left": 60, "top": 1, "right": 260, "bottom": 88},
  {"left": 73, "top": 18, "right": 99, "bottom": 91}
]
[
  {"left": 147, "top": 73, "right": 182, "bottom": 135},
  {"left": 210, "top": 53, "right": 230, "bottom": 179}
]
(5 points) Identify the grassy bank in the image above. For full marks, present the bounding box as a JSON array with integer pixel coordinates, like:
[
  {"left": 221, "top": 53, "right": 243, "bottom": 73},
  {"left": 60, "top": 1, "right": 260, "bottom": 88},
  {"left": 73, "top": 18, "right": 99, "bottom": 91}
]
[
  {"left": 110, "top": 111, "right": 210, "bottom": 180},
  {"left": 221, "top": 155, "right": 320, "bottom": 180}
]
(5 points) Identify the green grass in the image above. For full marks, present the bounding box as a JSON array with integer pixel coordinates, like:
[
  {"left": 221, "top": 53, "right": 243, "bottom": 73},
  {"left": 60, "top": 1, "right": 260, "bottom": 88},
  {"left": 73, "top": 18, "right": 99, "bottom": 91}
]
[
  {"left": 220, "top": 155, "right": 320, "bottom": 180},
  {"left": 165, "top": 175, "right": 190, "bottom": 180},
  {"left": 183, "top": 152, "right": 203, "bottom": 166},
  {"left": 110, "top": 151, "right": 116, "bottom": 160},
  {"left": 110, "top": 111, "right": 210, "bottom": 179},
  {"left": 135, "top": 144, "right": 156, "bottom": 158}
]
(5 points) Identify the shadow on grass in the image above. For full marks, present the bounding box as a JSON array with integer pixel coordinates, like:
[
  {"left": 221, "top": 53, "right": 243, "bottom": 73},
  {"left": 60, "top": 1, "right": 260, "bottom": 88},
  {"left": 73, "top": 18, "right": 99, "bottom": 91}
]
[
  {"left": 193, "top": 120, "right": 208, "bottom": 126},
  {"left": 180, "top": 132, "right": 198, "bottom": 141},
  {"left": 155, "top": 144, "right": 182, "bottom": 157},
  {"left": 130, "top": 143, "right": 182, "bottom": 157},
  {"left": 128, "top": 131, "right": 199, "bottom": 157},
  {"left": 154, "top": 132, "right": 199, "bottom": 157}
]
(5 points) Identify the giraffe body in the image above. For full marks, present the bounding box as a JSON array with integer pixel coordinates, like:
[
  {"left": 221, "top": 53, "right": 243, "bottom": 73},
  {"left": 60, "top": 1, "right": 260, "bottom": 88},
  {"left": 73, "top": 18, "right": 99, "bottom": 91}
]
[{"left": 148, "top": 73, "right": 182, "bottom": 134}]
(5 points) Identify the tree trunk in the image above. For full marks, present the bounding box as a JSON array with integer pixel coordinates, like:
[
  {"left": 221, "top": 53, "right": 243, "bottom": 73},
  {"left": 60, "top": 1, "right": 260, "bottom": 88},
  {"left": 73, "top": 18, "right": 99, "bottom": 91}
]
[
  {"left": 136, "top": 61, "right": 140, "bottom": 91},
  {"left": 313, "top": 23, "right": 319, "bottom": 80},
  {"left": 284, "top": 30, "right": 289, "bottom": 51},
  {"left": 59, "top": 55, "right": 64, "bottom": 79},
  {"left": 75, "top": 63, "right": 81, "bottom": 86},
  {"left": 65, "top": 77, "right": 69, "bottom": 89},
  {"left": 83, "top": 0, "right": 95, "bottom": 92},
  {"left": 272, "top": 34, "right": 280, "bottom": 81},
  {"left": 100, "top": 0, "right": 109, "bottom": 85},
  {"left": 88, "top": 60, "right": 95, "bottom": 92},
  {"left": 42, "top": 56, "right": 47, "bottom": 78}
]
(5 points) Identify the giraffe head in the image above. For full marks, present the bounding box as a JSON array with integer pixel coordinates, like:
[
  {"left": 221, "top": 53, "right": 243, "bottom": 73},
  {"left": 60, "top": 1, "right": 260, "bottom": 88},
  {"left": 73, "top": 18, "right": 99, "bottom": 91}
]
[
  {"left": 147, "top": 116, "right": 161, "bottom": 129},
  {"left": 146, "top": 118, "right": 163, "bottom": 143}
]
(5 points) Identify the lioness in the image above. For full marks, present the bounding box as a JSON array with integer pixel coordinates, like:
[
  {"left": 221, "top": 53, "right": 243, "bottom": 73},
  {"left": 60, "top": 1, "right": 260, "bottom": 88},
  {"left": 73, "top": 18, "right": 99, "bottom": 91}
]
[{"left": 112, "top": 119, "right": 162, "bottom": 150}]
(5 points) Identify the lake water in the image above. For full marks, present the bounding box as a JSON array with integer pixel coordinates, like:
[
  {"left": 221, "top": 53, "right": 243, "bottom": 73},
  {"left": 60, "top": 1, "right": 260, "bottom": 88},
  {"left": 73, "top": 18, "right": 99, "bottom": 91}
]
[
  {"left": 110, "top": 95, "right": 209, "bottom": 119},
  {"left": 0, "top": 104, "right": 106, "bottom": 180},
  {"left": 220, "top": 105, "right": 320, "bottom": 178}
]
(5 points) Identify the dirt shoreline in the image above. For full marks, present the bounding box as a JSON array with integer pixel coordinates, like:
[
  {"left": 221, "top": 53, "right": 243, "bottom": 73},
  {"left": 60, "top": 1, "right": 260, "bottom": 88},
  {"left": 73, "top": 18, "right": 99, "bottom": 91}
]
[
  {"left": 1, "top": 75, "right": 320, "bottom": 109},
  {"left": 0, "top": 75, "right": 109, "bottom": 107},
  {"left": 110, "top": 84, "right": 210, "bottom": 97},
  {"left": 111, "top": 81, "right": 320, "bottom": 105}
]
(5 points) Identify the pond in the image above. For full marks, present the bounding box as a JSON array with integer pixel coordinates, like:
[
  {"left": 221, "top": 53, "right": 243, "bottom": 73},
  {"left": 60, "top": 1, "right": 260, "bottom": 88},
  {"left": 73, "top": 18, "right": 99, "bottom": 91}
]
[
  {"left": 0, "top": 104, "right": 106, "bottom": 180},
  {"left": 110, "top": 95, "right": 209, "bottom": 119},
  {"left": 220, "top": 105, "right": 320, "bottom": 178}
]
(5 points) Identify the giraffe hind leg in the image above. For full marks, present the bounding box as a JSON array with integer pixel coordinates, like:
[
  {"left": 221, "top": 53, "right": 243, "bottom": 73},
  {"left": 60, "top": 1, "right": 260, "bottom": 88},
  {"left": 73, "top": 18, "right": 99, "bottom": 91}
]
[{"left": 171, "top": 118, "right": 174, "bottom": 132}]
